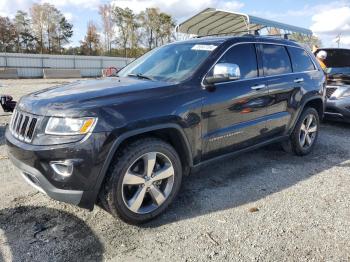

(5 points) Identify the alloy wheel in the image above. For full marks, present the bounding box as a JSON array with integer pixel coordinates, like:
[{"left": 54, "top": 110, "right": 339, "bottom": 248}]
[
  {"left": 299, "top": 114, "right": 318, "bottom": 149},
  {"left": 121, "top": 152, "right": 175, "bottom": 214}
]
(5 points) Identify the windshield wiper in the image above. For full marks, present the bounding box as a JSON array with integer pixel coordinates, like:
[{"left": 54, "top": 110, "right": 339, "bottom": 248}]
[{"left": 127, "top": 73, "right": 154, "bottom": 81}]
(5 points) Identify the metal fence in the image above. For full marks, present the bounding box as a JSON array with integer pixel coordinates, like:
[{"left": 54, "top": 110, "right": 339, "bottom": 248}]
[{"left": 0, "top": 53, "right": 133, "bottom": 78}]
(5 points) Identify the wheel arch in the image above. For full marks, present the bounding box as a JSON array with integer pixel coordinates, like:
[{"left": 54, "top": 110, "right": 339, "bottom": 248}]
[
  {"left": 84, "top": 124, "right": 194, "bottom": 210},
  {"left": 303, "top": 97, "right": 324, "bottom": 119},
  {"left": 290, "top": 96, "right": 324, "bottom": 133},
  {"left": 114, "top": 125, "right": 194, "bottom": 174}
]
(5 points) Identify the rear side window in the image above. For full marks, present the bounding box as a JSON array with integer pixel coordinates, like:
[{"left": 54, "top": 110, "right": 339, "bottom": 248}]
[
  {"left": 261, "top": 44, "right": 292, "bottom": 76},
  {"left": 288, "top": 47, "right": 315, "bottom": 72},
  {"left": 218, "top": 44, "right": 258, "bottom": 79}
]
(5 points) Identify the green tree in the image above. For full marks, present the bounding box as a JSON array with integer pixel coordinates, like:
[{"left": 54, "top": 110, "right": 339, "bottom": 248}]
[
  {"left": 54, "top": 17, "right": 73, "bottom": 53},
  {"left": 14, "top": 10, "right": 36, "bottom": 52},
  {"left": 158, "top": 13, "right": 175, "bottom": 46},
  {"left": 31, "top": 3, "right": 73, "bottom": 54},
  {"left": 289, "top": 33, "right": 322, "bottom": 49},
  {"left": 139, "top": 8, "right": 175, "bottom": 50},
  {"left": 0, "top": 16, "right": 16, "bottom": 52},
  {"left": 139, "top": 8, "right": 159, "bottom": 50},
  {"left": 112, "top": 7, "right": 139, "bottom": 57}
]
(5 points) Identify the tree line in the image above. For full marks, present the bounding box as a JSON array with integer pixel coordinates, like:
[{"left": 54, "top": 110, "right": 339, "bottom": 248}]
[
  {"left": 0, "top": 2, "right": 320, "bottom": 57},
  {"left": 82, "top": 5, "right": 175, "bottom": 57},
  {"left": 0, "top": 2, "right": 176, "bottom": 57},
  {"left": 0, "top": 3, "right": 73, "bottom": 54}
]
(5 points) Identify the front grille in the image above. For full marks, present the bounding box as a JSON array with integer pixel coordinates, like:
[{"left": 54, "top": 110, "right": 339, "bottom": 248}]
[
  {"left": 10, "top": 110, "right": 39, "bottom": 143},
  {"left": 326, "top": 87, "right": 338, "bottom": 98}
]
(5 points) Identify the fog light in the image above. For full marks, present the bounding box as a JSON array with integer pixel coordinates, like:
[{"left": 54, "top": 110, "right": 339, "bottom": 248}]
[{"left": 50, "top": 160, "right": 74, "bottom": 178}]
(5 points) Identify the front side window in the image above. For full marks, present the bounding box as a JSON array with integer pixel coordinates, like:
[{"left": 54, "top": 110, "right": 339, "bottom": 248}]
[
  {"left": 288, "top": 47, "right": 315, "bottom": 72},
  {"left": 118, "top": 43, "right": 217, "bottom": 83},
  {"left": 261, "top": 44, "right": 292, "bottom": 76},
  {"left": 217, "top": 44, "right": 258, "bottom": 79}
]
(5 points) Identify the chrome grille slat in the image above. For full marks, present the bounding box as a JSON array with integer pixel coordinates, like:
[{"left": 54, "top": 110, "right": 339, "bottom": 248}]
[
  {"left": 16, "top": 114, "right": 24, "bottom": 134},
  {"left": 11, "top": 110, "right": 18, "bottom": 130},
  {"left": 12, "top": 110, "right": 19, "bottom": 132},
  {"left": 24, "top": 115, "right": 32, "bottom": 137},
  {"left": 19, "top": 115, "right": 29, "bottom": 138},
  {"left": 26, "top": 118, "right": 37, "bottom": 141},
  {"left": 9, "top": 110, "right": 39, "bottom": 143}
]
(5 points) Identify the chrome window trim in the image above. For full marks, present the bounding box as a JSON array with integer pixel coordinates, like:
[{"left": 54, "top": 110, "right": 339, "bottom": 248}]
[{"left": 201, "top": 41, "right": 319, "bottom": 87}]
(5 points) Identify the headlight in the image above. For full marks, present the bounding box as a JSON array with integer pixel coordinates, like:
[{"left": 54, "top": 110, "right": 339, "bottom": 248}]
[{"left": 45, "top": 117, "right": 97, "bottom": 135}]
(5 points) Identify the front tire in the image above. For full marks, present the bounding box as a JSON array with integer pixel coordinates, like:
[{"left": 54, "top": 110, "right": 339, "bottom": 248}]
[
  {"left": 283, "top": 107, "right": 320, "bottom": 156},
  {"left": 101, "top": 138, "right": 182, "bottom": 224}
]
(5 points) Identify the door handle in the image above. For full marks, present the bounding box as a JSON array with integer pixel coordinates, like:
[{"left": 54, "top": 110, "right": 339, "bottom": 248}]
[
  {"left": 251, "top": 84, "right": 266, "bottom": 90},
  {"left": 294, "top": 78, "right": 304, "bottom": 83}
]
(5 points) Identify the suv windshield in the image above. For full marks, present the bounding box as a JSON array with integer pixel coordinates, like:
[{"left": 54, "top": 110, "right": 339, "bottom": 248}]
[{"left": 118, "top": 43, "right": 217, "bottom": 83}]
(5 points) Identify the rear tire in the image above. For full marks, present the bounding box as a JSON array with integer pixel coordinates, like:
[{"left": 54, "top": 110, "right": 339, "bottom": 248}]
[
  {"left": 100, "top": 138, "right": 182, "bottom": 224},
  {"left": 283, "top": 107, "right": 320, "bottom": 156}
]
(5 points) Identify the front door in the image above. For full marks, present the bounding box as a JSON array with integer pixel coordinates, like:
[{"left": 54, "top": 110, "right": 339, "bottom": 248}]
[{"left": 201, "top": 43, "right": 271, "bottom": 160}]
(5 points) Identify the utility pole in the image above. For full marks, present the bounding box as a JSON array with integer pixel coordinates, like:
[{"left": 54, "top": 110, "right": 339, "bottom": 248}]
[{"left": 335, "top": 33, "right": 341, "bottom": 48}]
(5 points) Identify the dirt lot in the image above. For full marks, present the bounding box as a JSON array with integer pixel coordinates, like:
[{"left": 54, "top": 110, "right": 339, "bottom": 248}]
[{"left": 0, "top": 79, "right": 350, "bottom": 261}]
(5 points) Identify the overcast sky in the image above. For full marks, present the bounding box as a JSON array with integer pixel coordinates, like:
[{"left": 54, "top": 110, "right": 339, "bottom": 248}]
[{"left": 1, "top": 0, "right": 350, "bottom": 48}]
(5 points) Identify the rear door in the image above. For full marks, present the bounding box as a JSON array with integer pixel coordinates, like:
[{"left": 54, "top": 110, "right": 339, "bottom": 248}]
[
  {"left": 258, "top": 44, "right": 297, "bottom": 137},
  {"left": 287, "top": 46, "right": 319, "bottom": 93},
  {"left": 201, "top": 43, "right": 271, "bottom": 160}
]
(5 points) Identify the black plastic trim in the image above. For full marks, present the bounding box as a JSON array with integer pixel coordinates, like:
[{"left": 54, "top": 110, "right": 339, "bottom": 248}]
[
  {"left": 192, "top": 135, "right": 288, "bottom": 171},
  {"left": 8, "top": 152, "right": 83, "bottom": 205},
  {"left": 87, "top": 123, "right": 193, "bottom": 210}
]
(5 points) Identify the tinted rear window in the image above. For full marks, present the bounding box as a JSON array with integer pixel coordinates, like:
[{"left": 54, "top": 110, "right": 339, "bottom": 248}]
[
  {"left": 288, "top": 47, "right": 315, "bottom": 72},
  {"left": 218, "top": 43, "right": 258, "bottom": 79},
  {"left": 261, "top": 44, "right": 292, "bottom": 76}
]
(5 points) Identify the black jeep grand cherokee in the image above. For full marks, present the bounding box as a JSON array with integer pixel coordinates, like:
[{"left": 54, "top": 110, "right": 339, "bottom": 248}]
[{"left": 6, "top": 36, "right": 325, "bottom": 224}]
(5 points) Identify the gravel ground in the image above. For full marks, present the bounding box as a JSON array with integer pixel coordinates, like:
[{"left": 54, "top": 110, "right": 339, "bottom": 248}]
[{"left": 0, "top": 79, "right": 350, "bottom": 261}]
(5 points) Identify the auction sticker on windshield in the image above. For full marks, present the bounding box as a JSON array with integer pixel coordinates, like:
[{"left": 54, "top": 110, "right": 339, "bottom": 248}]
[{"left": 191, "top": 44, "right": 217, "bottom": 51}]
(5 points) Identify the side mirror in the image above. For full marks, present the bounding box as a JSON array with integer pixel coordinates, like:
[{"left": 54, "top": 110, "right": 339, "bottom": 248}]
[{"left": 205, "top": 63, "right": 241, "bottom": 85}]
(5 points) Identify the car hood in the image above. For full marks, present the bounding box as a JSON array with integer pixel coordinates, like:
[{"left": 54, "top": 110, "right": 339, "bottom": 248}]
[{"left": 17, "top": 77, "right": 171, "bottom": 116}]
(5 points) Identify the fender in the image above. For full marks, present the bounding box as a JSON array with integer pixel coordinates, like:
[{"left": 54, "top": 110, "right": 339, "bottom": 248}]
[
  {"left": 80, "top": 123, "right": 193, "bottom": 210},
  {"left": 288, "top": 94, "right": 324, "bottom": 134}
]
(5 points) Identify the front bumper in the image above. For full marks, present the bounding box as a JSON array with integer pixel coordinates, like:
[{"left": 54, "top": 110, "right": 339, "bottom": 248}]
[
  {"left": 325, "top": 97, "right": 350, "bottom": 123},
  {"left": 9, "top": 152, "right": 83, "bottom": 205},
  {"left": 5, "top": 127, "right": 113, "bottom": 209}
]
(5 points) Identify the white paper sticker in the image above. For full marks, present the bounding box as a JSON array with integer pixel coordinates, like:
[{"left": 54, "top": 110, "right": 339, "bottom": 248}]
[{"left": 191, "top": 44, "right": 217, "bottom": 51}]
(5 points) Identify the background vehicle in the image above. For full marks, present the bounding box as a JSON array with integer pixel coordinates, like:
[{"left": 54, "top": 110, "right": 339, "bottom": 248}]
[
  {"left": 1, "top": 95, "right": 16, "bottom": 112},
  {"left": 6, "top": 36, "right": 325, "bottom": 224},
  {"left": 315, "top": 48, "right": 350, "bottom": 123},
  {"left": 102, "top": 67, "right": 119, "bottom": 77}
]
